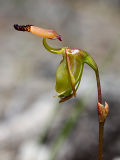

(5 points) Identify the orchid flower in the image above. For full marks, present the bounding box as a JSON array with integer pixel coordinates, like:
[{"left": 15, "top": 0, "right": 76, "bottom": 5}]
[
  {"left": 14, "top": 24, "right": 109, "bottom": 160},
  {"left": 14, "top": 24, "right": 98, "bottom": 103}
]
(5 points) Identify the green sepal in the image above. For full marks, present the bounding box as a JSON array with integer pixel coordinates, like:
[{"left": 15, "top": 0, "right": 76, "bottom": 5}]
[
  {"left": 84, "top": 55, "right": 97, "bottom": 71},
  {"left": 56, "top": 52, "right": 84, "bottom": 99},
  {"left": 77, "top": 50, "right": 97, "bottom": 71}
]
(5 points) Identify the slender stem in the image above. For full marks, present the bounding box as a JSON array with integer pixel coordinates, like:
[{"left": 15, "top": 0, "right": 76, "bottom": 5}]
[
  {"left": 95, "top": 68, "right": 104, "bottom": 160},
  {"left": 95, "top": 68, "right": 102, "bottom": 104},
  {"left": 98, "top": 122, "right": 104, "bottom": 160},
  {"left": 85, "top": 56, "right": 105, "bottom": 160}
]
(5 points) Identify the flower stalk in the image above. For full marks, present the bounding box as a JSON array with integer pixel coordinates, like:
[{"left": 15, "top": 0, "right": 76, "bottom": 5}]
[
  {"left": 84, "top": 53, "right": 109, "bottom": 160},
  {"left": 96, "top": 68, "right": 102, "bottom": 104},
  {"left": 95, "top": 68, "right": 104, "bottom": 160},
  {"left": 95, "top": 69, "right": 109, "bottom": 160}
]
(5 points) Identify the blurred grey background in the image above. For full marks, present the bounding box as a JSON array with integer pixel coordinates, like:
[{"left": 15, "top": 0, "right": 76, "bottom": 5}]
[{"left": 0, "top": 0, "right": 120, "bottom": 160}]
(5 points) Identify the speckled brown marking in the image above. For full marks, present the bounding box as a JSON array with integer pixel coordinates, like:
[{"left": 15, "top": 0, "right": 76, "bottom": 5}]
[{"left": 14, "top": 24, "right": 32, "bottom": 32}]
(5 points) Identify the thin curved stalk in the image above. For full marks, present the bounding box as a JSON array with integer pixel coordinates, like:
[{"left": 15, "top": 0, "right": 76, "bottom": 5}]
[{"left": 43, "top": 38, "right": 65, "bottom": 54}]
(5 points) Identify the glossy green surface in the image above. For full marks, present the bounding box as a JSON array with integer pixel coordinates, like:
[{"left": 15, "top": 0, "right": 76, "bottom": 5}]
[{"left": 56, "top": 53, "right": 84, "bottom": 97}]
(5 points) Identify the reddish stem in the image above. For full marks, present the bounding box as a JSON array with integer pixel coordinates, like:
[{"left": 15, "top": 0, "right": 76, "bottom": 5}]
[
  {"left": 96, "top": 68, "right": 102, "bottom": 104},
  {"left": 95, "top": 68, "right": 104, "bottom": 160}
]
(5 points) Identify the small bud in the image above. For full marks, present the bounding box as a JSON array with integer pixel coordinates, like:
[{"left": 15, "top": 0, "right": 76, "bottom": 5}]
[
  {"left": 97, "top": 101, "right": 109, "bottom": 122},
  {"left": 14, "top": 24, "right": 62, "bottom": 41}
]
